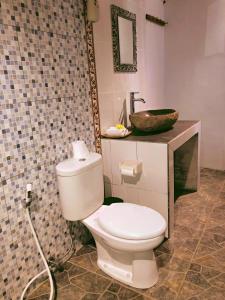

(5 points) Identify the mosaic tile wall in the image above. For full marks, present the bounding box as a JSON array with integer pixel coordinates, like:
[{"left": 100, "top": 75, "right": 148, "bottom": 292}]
[{"left": 0, "top": 0, "right": 95, "bottom": 299}]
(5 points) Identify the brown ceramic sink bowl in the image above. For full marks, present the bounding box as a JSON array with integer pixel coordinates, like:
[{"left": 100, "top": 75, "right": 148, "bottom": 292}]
[{"left": 129, "top": 109, "right": 179, "bottom": 132}]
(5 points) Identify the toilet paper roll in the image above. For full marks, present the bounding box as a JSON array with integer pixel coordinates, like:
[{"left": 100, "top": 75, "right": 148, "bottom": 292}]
[
  {"left": 72, "top": 141, "right": 90, "bottom": 160},
  {"left": 120, "top": 167, "right": 135, "bottom": 177},
  {"left": 119, "top": 160, "right": 142, "bottom": 177}
]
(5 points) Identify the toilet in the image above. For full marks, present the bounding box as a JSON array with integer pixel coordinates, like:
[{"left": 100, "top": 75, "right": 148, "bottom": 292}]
[{"left": 56, "top": 152, "right": 167, "bottom": 289}]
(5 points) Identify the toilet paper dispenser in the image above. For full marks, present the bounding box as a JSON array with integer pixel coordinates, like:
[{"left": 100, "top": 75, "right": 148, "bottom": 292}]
[{"left": 119, "top": 160, "right": 142, "bottom": 177}]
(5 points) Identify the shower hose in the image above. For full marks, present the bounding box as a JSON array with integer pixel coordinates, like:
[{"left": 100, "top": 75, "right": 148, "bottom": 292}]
[
  {"left": 20, "top": 183, "right": 74, "bottom": 300},
  {"left": 20, "top": 206, "right": 55, "bottom": 300}
]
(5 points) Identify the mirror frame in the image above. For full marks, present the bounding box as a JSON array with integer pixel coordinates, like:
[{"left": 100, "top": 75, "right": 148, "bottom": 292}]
[{"left": 111, "top": 5, "right": 137, "bottom": 72}]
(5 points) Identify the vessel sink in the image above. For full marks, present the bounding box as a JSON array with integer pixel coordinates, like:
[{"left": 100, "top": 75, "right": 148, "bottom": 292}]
[{"left": 129, "top": 109, "right": 179, "bottom": 133}]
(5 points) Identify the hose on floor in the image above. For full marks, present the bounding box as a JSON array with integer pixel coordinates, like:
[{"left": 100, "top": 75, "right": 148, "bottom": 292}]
[{"left": 20, "top": 207, "right": 55, "bottom": 300}]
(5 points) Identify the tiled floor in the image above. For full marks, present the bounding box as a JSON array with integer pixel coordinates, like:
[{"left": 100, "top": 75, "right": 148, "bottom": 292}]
[{"left": 28, "top": 168, "right": 225, "bottom": 300}]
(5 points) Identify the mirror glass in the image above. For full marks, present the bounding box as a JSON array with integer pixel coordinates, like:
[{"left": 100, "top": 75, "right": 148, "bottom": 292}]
[
  {"left": 111, "top": 5, "right": 137, "bottom": 72},
  {"left": 118, "top": 17, "right": 134, "bottom": 64}
]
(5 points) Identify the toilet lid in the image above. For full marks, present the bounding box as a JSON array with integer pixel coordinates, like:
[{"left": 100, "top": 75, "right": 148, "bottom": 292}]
[{"left": 98, "top": 203, "right": 167, "bottom": 240}]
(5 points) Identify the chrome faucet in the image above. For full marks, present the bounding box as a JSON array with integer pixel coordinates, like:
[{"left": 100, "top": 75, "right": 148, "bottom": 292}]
[{"left": 130, "top": 92, "right": 146, "bottom": 115}]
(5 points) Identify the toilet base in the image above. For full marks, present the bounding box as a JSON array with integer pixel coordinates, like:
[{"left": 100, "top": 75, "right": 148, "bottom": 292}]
[
  {"left": 82, "top": 206, "right": 164, "bottom": 289},
  {"left": 95, "top": 236, "right": 159, "bottom": 289}
]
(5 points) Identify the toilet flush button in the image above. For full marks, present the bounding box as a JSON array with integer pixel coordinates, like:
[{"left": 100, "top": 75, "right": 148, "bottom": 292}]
[{"left": 78, "top": 158, "right": 86, "bottom": 161}]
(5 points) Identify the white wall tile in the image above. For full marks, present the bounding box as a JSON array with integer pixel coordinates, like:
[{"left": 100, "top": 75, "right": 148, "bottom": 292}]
[
  {"left": 101, "top": 139, "right": 112, "bottom": 183},
  {"left": 136, "top": 142, "right": 168, "bottom": 194},
  {"left": 165, "top": 0, "right": 225, "bottom": 170},
  {"left": 94, "top": 0, "right": 166, "bottom": 129},
  {"left": 112, "top": 184, "right": 139, "bottom": 203},
  {"left": 110, "top": 140, "right": 137, "bottom": 185},
  {"left": 138, "top": 190, "right": 168, "bottom": 220},
  {"left": 94, "top": 41, "right": 115, "bottom": 94},
  {"left": 138, "top": 189, "right": 168, "bottom": 233}
]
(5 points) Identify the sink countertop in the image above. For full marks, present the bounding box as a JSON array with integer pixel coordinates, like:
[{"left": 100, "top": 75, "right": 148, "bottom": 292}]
[{"left": 102, "top": 120, "right": 200, "bottom": 144}]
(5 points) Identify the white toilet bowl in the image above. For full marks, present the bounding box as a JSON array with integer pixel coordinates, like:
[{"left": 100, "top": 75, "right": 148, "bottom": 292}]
[
  {"left": 56, "top": 150, "right": 167, "bottom": 289},
  {"left": 82, "top": 203, "right": 166, "bottom": 289}
]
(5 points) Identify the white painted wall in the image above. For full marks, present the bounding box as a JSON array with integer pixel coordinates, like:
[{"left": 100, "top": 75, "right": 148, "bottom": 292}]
[
  {"left": 164, "top": 0, "right": 225, "bottom": 170},
  {"left": 94, "top": 0, "right": 225, "bottom": 170},
  {"left": 93, "top": 0, "right": 166, "bottom": 129}
]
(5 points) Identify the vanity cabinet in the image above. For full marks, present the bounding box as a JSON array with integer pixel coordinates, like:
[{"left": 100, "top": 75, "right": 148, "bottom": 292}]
[{"left": 102, "top": 121, "right": 201, "bottom": 238}]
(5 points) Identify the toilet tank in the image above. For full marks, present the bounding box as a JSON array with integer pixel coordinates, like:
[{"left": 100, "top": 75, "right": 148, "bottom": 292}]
[{"left": 56, "top": 153, "right": 104, "bottom": 221}]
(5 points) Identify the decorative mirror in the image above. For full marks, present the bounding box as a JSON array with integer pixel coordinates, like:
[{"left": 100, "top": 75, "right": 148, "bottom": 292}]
[{"left": 111, "top": 5, "right": 137, "bottom": 72}]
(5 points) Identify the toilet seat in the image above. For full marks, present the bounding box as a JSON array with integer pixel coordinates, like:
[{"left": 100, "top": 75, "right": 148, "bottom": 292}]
[{"left": 98, "top": 203, "right": 167, "bottom": 240}]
